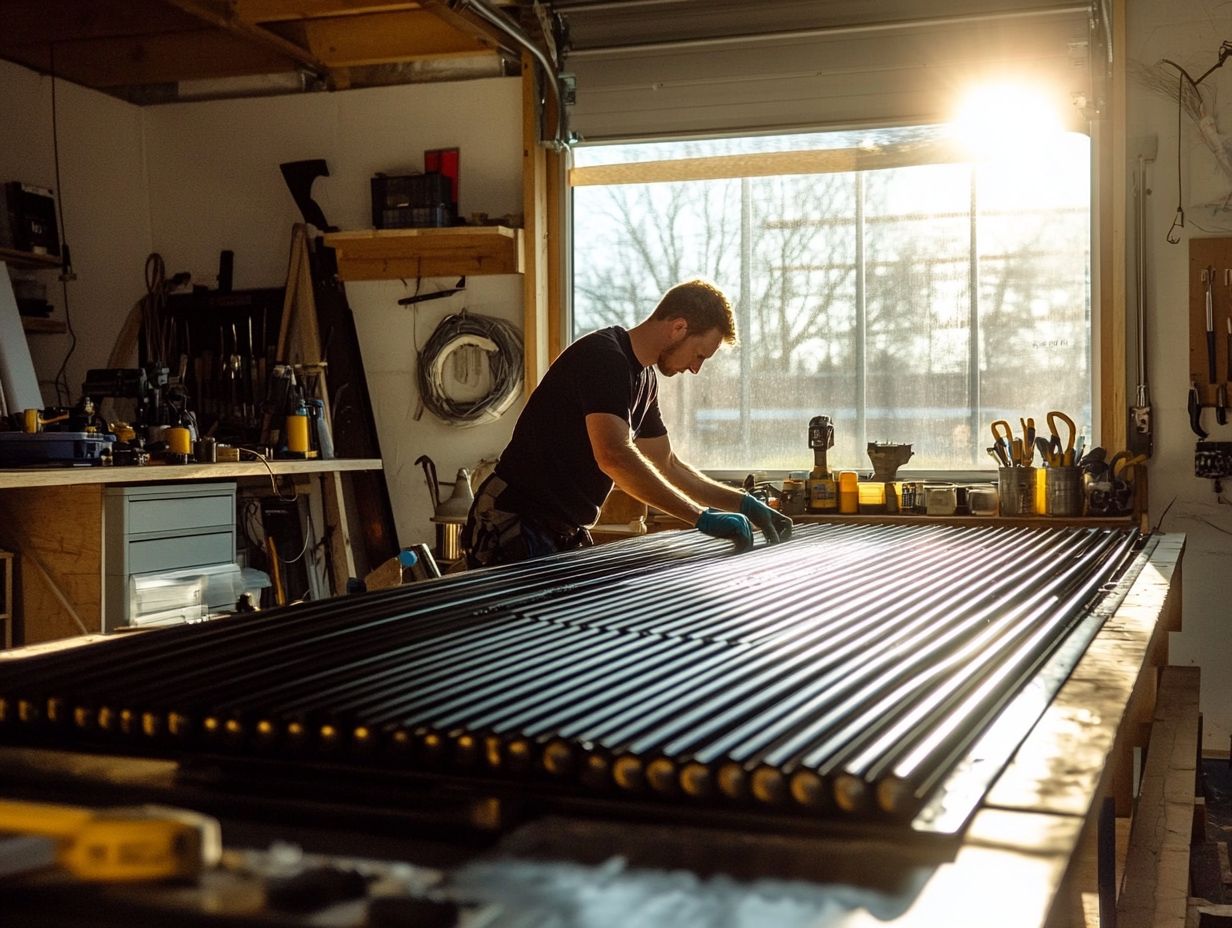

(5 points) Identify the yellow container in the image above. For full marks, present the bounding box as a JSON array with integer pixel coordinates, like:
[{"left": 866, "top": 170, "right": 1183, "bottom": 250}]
[
  {"left": 837, "top": 471, "right": 859, "bottom": 514},
  {"left": 285, "top": 412, "right": 310, "bottom": 455},
  {"left": 1034, "top": 467, "right": 1047, "bottom": 515},
  {"left": 857, "top": 481, "right": 886, "bottom": 514}
]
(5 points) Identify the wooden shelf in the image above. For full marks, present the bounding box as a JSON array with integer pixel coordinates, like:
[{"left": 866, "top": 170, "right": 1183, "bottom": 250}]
[
  {"left": 21, "top": 317, "right": 66, "bottom": 335},
  {"left": 0, "top": 246, "right": 60, "bottom": 270},
  {"left": 323, "top": 226, "right": 523, "bottom": 281}
]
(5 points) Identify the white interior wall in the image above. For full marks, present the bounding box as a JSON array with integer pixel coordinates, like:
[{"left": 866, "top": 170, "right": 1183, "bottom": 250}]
[
  {"left": 140, "top": 78, "right": 526, "bottom": 552},
  {"left": 1129, "top": 0, "right": 1232, "bottom": 752},
  {"left": 0, "top": 59, "right": 152, "bottom": 402},
  {"left": 0, "top": 66, "right": 524, "bottom": 552}
]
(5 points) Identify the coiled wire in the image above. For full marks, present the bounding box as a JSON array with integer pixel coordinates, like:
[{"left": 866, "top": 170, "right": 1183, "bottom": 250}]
[{"left": 416, "top": 310, "right": 523, "bottom": 427}]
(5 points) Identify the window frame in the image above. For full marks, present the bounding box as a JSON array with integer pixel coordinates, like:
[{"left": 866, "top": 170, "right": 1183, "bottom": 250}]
[{"left": 562, "top": 130, "right": 1099, "bottom": 482}]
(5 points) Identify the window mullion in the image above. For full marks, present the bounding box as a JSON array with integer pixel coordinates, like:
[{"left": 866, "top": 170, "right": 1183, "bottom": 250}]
[
  {"left": 739, "top": 177, "right": 753, "bottom": 457},
  {"left": 855, "top": 171, "right": 867, "bottom": 453},
  {"left": 968, "top": 167, "right": 981, "bottom": 461}
]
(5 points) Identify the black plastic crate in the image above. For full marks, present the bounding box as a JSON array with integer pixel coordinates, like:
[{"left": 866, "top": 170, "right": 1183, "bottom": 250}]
[{"left": 371, "top": 173, "right": 454, "bottom": 229}]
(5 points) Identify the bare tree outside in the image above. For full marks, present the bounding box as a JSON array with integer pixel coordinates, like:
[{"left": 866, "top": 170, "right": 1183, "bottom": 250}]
[{"left": 572, "top": 130, "right": 1090, "bottom": 473}]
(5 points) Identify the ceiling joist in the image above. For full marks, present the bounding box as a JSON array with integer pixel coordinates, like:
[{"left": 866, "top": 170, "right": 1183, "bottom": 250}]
[
  {"left": 0, "top": 0, "right": 529, "bottom": 102},
  {"left": 274, "top": 10, "right": 496, "bottom": 68}
]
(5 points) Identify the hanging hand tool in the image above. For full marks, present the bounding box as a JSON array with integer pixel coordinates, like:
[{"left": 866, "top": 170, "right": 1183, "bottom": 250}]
[
  {"left": 1046, "top": 410, "right": 1077, "bottom": 466},
  {"left": 1128, "top": 150, "right": 1154, "bottom": 457},
  {"left": 1224, "top": 314, "right": 1232, "bottom": 427},
  {"left": 1206, "top": 266, "right": 1218, "bottom": 386},
  {"left": 1110, "top": 451, "right": 1148, "bottom": 480},
  {"left": 1189, "top": 381, "right": 1209, "bottom": 438}
]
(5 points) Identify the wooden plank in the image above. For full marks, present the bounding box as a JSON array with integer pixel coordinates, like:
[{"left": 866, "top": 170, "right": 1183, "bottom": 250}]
[
  {"left": 232, "top": 0, "right": 424, "bottom": 23},
  {"left": 416, "top": 0, "right": 521, "bottom": 59},
  {"left": 546, "top": 145, "right": 565, "bottom": 363},
  {"left": 0, "top": 486, "right": 103, "bottom": 645},
  {"left": 1098, "top": 0, "right": 1128, "bottom": 459},
  {"left": 21, "top": 318, "right": 67, "bottom": 336},
  {"left": 281, "top": 9, "right": 490, "bottom": 66},
  {"left": 165, "top": 0, "right": 329, "bottom": 73},
  {"left": 0, "top": 459, "right": 382, "bottom": 490},
  {"left": 523, "top": 53, "right": 550, "bottom": 391},
  {"left": 0, "top": 247, "right": 61, "bottom": 270},
  {"left": 569, "top": 141, "right": 969, "bottom": 187},
  {"left": 324, "top": 227, "right": 523, "bottom": 280},
  {"left": 1117, "top": 666, "right": 1201, "bottom": 928},
  {"left": 0, "top": 29, "right": 296, "bottom": 88},
  {"left": 894, "top": 809, "right": 1085, "bottom": 928},
  {"left": 321, "top": 471, "right": 356, "bottom": 594}
]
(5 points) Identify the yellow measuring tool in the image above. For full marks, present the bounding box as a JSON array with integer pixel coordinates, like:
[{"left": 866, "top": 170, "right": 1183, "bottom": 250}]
[{"left": 0, "top": 798, "right": 221, "bottom": 882}]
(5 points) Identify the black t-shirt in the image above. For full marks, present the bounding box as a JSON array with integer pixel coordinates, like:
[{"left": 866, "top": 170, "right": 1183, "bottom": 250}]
[{"left": 494, "top": 326, "right": 666, "bottom": 528}]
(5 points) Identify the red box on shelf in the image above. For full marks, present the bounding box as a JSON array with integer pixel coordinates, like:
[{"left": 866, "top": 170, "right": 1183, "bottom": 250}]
[{"left": 424, "top": 148, "right": 459, "bottom": 213}]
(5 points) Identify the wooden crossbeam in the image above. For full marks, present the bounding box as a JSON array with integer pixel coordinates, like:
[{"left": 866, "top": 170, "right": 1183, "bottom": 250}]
[
  {"left": 276, "top": 8, "right": 492, "bottom": 66},
  {"left": 164, "top": 0, "right": 330, "bottom": 75},
  {"left": 1, "top": 29, "right": 295, "bottom": 87}
]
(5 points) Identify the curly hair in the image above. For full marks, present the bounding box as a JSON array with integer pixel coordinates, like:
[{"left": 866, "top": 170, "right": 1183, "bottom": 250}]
[{"left": 650, "top": 279, "right": 737, "bottom": 344}]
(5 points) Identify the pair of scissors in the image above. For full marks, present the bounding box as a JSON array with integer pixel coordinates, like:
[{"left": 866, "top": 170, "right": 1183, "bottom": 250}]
[
  {"left": 1046, "top": 410, "right": 1077, "bottom": 466},
  {"left": 990, "top": 420, "right": 1022, "bottom": 467}
]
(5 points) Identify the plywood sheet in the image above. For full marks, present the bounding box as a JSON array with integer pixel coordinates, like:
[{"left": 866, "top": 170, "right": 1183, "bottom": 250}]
[{"left": 0, "top": 485, "right": 104, "bottom": 644}]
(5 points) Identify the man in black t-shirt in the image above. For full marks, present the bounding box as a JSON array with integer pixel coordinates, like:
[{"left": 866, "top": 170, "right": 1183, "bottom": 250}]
[{"left": 462, "top": 279, "right": 793, "bottom": 568}]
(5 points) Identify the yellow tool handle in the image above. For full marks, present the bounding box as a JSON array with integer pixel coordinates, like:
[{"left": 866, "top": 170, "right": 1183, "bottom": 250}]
[{"left": 0, "top": 799, "right": 221, "bottom": 882}]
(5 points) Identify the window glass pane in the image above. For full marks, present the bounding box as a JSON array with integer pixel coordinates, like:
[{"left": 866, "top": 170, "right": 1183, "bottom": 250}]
[{"left": 571, "top": 130, "right": 1091, "bottom": 473}]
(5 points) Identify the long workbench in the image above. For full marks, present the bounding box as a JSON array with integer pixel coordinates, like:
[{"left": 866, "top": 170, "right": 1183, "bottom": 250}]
[
  {"left": 0, "top": 458, "right": 382, "bottom": 646},
  {"left": 0, "top": 530, "right": 1189, "bottom": 927}
]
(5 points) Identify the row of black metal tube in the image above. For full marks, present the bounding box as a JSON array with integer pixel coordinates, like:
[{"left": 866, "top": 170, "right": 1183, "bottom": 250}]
[{"left": 0, "top": 522, "right": 1140, "bottom": 823}]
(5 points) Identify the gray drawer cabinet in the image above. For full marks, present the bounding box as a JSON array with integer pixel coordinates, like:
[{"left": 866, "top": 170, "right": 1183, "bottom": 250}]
[{"left": 103, "top": 482, "right": 236, "bottom": 631}]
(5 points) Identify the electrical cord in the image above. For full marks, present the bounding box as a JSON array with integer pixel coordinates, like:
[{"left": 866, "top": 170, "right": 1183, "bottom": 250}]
[
  {"left": 1162, "top": 42, "right": 1232, "bottom": 244},
  {"left": 415, "top": 309, "right": 523, "bottom": 427},
  {"left": 48, "top": 45, "right": 77, "bottom": 405},
  {"left": 237, "top": 447, "right": 299, "bottom": 502}
]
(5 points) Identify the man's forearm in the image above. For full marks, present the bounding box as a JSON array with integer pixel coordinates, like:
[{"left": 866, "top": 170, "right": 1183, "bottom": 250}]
[
  {"left": 664, "top": 458, "right": 745, "bottom": 512},
  {"left": 599, "top": 446, "right": 708, "bottom": 526}
]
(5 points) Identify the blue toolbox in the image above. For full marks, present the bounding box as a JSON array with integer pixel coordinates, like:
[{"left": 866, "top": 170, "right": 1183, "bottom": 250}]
[{"left": 0, "top": 431, "right": 114, "bottom": 466}]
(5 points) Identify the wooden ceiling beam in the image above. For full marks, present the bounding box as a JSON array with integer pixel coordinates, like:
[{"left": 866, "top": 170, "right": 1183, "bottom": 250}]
[
  {"left": 0, "top": 29, "right": 296, "bottom": 87},
  {"left": 231, "top": 0, "right": 424, "bottom": 23},
  {"left": 277, "top": 9, "right": 496, "bottom": 67},
  {"left": 163, "top": 0, "right": 330, "bottom": 75},
  {"left": 416, "top": 0, "right": 523, "bottom": 61}
]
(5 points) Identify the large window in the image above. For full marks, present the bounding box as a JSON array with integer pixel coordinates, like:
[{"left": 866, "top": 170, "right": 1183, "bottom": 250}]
[{"left": 570, "top": 125, "right": 1091, "bottom": 472}]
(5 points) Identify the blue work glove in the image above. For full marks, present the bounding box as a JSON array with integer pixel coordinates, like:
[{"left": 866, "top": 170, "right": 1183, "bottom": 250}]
[
  {"left": 695, "top": 508, "right": 754, "bottom": 552},
  {"left": 740, "top": 493, "right": 793, "bottom": 544}
]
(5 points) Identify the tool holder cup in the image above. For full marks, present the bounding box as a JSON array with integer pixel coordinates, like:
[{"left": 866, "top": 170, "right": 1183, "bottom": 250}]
[
  {"left": 997, "top": 467, "right": 1037, "bottom": 516},
  {"left": 1045, "top": 466, "right": 1085, "bottom": 517}
]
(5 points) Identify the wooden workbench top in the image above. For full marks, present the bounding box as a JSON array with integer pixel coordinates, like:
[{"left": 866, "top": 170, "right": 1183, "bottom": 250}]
[{"left": 0, "top": 458, "right": 383, "bottom": 489}]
